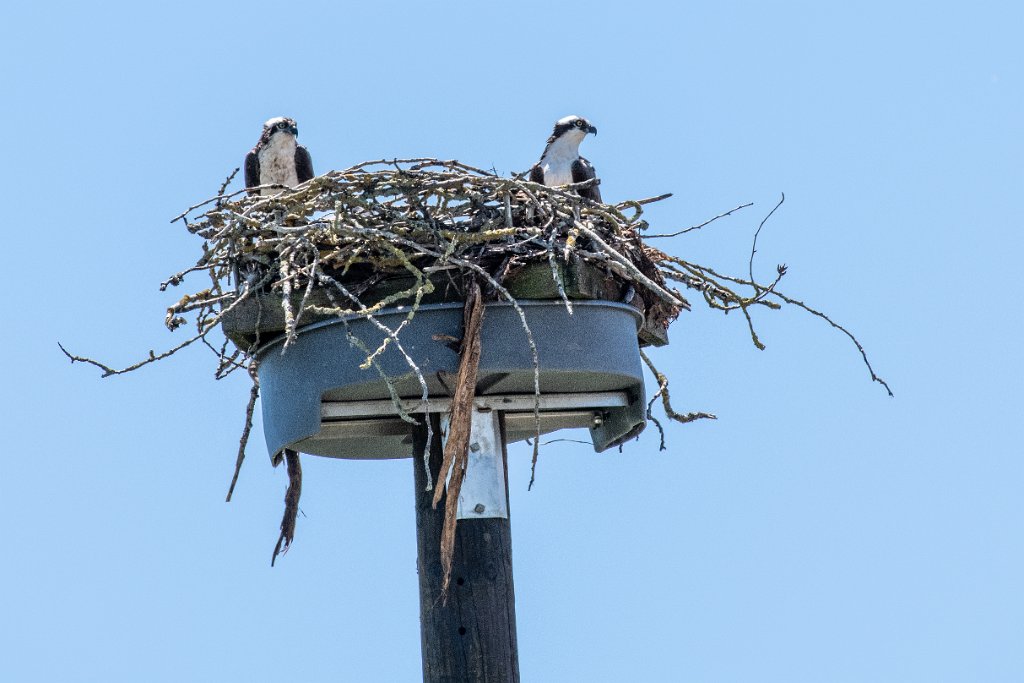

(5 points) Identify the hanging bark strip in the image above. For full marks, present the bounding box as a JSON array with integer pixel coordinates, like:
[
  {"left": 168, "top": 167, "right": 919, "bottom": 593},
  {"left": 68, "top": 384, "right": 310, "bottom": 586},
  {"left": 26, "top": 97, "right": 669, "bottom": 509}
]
[
  {"left": 271, "top": 448, "right": 302, "bottom": 566},
  {"left": 431, "top": 280, "right": 485, "bottom": 600}
]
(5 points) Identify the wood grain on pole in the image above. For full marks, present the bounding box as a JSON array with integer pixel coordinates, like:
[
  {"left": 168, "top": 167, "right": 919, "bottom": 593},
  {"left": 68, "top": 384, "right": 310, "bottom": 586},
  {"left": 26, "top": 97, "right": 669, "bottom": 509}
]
[{"left": 413, "top": 414, "right": 520, "bottom": 683}]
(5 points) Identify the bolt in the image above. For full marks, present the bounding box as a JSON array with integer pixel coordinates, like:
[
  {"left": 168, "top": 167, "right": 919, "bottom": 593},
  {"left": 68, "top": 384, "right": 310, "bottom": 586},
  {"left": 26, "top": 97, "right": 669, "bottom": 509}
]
[
  {"left": 593, "top": 413, "right": 604, "bottom": 427},
  {"left": 474, "top": 503, "right": 486, "bottom": 514},
  {"left": 469, "top": 442, "right": 481, "bottom": 452}
]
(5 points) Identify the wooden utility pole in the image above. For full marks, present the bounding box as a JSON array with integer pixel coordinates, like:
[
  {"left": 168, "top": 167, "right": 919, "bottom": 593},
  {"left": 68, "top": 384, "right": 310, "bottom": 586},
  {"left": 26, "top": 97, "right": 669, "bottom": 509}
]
[{"left": 413, "top": 414, "right": 520, "bottom": 683}]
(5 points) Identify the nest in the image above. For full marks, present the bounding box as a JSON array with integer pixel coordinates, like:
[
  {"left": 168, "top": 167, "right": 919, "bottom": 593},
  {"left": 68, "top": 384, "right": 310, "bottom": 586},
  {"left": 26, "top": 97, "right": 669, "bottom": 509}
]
[
  {"left": 62, "top": 158, "right": 891, "bottom": 573},
  {"left": 173, "top": 158, "right": 690, "bottom": 350}
]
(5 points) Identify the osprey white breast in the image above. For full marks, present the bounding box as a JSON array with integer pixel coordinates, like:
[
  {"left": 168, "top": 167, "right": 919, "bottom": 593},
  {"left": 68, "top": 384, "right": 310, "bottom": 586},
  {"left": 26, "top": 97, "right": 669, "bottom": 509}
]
[
  {"left": 257, "top": 132, "right": 300, "bottom": 194},
  {"left": 538, "top": 128, "right": 589, "bottom": 187}
]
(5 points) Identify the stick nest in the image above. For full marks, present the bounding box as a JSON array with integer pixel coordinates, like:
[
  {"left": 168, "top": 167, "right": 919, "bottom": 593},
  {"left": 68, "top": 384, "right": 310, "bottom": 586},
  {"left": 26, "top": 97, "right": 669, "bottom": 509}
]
[
  {"left": 62, "top": 157, "right": 891, "bottom": 568},
  {"left": 174, "top": 158, "right": 690, "bottom": 351}
]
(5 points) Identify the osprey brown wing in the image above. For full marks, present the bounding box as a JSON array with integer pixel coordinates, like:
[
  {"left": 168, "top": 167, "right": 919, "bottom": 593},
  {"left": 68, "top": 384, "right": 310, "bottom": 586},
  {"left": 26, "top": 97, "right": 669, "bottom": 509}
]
[
  {"left": 244, "top": 150, "right": 261, "bottom": 195},
  {"left": 571, "top": 156, "right": 602, "bottom": 203},
  {"left": 529, "top": 163, "right": 544, "bottom": 184},
  {"left": 295, "top": 145, "right": 314, "bottom": 183}
]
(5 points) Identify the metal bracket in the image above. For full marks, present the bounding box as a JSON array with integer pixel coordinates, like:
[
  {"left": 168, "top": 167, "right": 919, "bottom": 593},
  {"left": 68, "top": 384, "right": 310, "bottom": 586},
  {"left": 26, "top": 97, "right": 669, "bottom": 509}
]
[
  {"left": 441, "top": 408, "right": 509, "bottom": 520},
  {"left": 321, "top": 391, "right": 628, "bottom": 419},
  {"left": 298, "top": 391, "right": 633, "bottom": 460}
]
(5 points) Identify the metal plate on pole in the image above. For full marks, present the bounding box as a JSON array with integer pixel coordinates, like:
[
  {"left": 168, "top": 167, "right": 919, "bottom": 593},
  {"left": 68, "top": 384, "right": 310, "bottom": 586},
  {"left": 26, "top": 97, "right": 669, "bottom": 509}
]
[{"left": 441, "top": 409, "right": 509, "bottom": 520}]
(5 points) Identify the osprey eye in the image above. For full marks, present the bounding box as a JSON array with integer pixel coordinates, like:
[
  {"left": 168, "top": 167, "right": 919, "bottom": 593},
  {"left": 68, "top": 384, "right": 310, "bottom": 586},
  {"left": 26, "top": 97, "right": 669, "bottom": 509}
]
[{"left": 575, "top": 120, "right": 585, "bottom": 128}]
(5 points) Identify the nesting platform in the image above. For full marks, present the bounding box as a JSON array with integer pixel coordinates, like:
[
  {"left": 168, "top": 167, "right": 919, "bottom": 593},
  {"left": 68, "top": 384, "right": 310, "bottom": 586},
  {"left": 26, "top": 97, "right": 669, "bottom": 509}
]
[{"left": 221, "top": 261, "right": 660, "bottom": 462}]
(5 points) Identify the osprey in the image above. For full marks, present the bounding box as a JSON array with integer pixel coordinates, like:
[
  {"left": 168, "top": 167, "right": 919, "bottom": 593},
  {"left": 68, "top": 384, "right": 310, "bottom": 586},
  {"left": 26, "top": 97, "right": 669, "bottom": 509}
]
[
  {"left": 244, "top": 116, "right": 314, "bottom": 196},
  {"left": 529, "top": 115, "right": 602, "bottom": 202}
]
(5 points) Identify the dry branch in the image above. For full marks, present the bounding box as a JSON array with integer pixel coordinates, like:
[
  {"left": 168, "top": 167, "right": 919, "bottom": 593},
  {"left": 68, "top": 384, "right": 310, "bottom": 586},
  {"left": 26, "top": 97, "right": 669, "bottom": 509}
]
[{"left": 434, "top": 281, "right": 485, "bottom": 600}]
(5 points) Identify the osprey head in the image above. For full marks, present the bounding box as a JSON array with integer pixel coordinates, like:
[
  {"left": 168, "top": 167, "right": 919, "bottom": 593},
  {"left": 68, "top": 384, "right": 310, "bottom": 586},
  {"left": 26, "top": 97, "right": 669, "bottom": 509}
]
[
  {"left": 549, "top": 115, "right": 598, "bottom": 143},
  {"left": 262, "top": 116, "right": 299, "bottom": 139}
]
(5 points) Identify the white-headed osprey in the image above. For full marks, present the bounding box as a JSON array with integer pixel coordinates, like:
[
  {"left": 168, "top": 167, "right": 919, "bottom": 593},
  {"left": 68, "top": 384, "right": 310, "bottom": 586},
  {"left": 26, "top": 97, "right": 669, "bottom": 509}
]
[
  {"left": 529, "top": 115, "right": 602, "bottom": 202},
  {"left": 245, "top": 117, "right": 314, "bottom": 196}
]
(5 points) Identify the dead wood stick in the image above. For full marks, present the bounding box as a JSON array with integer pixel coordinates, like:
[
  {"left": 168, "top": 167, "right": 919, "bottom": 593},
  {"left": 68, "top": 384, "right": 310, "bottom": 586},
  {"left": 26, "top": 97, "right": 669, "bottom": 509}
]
[{"left": 432, "top": 280, "right": 485, "bottom": 600}]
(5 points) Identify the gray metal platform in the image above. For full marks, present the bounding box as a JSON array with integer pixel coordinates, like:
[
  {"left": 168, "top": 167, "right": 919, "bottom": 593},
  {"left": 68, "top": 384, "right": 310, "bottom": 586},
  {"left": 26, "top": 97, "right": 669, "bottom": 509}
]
[{"left": 255, "top": 299, "right": 647, "bottom": 461}]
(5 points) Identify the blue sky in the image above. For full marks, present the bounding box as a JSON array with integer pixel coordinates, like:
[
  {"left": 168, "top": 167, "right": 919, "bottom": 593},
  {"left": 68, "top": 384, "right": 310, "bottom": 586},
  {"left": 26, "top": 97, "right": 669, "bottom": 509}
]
[{"left": 2, "top": 1, "right": 1021, "bottom": 681}]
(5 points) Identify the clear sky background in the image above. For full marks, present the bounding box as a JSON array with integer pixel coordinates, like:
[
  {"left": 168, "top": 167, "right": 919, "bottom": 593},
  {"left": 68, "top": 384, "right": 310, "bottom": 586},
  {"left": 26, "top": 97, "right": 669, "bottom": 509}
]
[{"left": 2, "top": 1, "right": 1021, "bottom": 681}]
